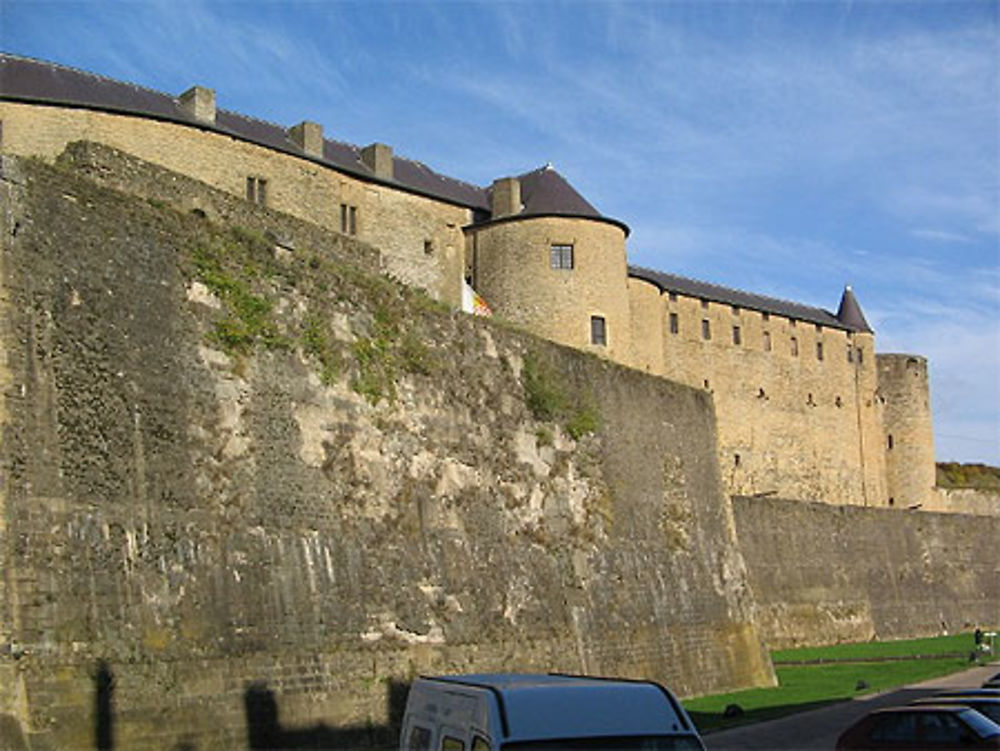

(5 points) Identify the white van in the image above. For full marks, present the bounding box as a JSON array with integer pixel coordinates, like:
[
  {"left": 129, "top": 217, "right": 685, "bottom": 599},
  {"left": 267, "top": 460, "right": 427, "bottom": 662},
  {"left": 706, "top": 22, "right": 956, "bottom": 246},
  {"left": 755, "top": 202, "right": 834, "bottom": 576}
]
[{"left": 399, "top": 673, "right": 706, "bottom": 751}]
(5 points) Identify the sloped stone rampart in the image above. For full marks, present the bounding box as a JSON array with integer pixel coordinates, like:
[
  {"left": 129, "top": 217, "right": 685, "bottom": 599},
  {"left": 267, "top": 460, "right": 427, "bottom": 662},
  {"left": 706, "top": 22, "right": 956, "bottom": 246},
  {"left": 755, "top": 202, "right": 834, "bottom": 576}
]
[
  {"left": 0, "top": 153, "right": 772, "bottom": 749},
  {"left": 732, "top": 496, "right": 1000, "bottom": 649}
]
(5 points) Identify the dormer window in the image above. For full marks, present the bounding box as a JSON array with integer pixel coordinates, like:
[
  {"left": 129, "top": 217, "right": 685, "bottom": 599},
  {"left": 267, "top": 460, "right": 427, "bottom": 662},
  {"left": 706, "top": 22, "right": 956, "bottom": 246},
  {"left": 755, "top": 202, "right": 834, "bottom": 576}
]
[{"left": 550, "top": 243, "right": 574, "bottom": 270}]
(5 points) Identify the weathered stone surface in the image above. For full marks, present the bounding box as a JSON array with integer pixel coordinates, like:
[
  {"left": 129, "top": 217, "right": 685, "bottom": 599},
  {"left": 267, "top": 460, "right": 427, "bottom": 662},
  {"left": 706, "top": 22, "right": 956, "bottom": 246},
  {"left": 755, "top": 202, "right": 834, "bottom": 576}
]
[
  {"left": 0, "top": 153, "right": 772, "bottom": 749},
  {"left": 733, "top": 496, "right": 1000, "bottom": 649}
]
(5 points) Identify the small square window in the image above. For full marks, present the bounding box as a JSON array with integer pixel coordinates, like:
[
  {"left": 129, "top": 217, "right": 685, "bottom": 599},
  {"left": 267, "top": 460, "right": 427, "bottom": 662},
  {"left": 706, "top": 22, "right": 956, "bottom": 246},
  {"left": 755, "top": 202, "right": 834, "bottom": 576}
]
[
  {"left": 669, "top": 312, "right": 679, "bottom": 335},
  {"left": 732, "top": 325, "right": 741, "bottom": 345},
  {"left": 701, "top": 319, "right": 711, "bottom": 340},
  {"left": 590, "top": 315, "right": 607, "bottom": 346},
  {"left": 550, "top": 243, "right": 574, "bottom": 270}
]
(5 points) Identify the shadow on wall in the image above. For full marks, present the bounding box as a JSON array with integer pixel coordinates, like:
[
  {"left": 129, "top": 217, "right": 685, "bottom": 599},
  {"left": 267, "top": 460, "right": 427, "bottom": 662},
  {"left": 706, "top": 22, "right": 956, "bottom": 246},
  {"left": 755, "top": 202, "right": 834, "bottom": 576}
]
[
  {"left": 95, "top": 659, "right": 114, "bottom": 751},
  {"left": 90, "top": 659, "right": 408, "bottom": 750},
  {"left": 245, "top": 681, "right": 410, "bottom": 751}
]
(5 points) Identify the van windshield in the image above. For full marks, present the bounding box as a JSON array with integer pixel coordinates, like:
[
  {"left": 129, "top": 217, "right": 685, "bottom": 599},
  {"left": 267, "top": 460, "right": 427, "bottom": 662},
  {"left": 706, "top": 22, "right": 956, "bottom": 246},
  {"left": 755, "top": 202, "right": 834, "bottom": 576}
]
[{"left": 502, "top": 736, "right": 705, "bottom": 751}]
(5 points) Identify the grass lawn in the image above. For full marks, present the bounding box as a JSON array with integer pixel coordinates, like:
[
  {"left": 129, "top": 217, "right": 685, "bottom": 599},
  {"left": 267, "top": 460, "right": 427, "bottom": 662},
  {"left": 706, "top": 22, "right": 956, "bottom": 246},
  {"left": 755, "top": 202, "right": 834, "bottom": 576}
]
[{"left": 684, "top": 632, "right": 986, "bottom": 733}]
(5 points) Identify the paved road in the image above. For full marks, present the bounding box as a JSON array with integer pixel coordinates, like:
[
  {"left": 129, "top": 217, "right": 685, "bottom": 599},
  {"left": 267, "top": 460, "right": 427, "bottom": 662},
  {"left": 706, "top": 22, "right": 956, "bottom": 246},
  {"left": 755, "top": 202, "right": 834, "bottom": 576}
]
[{"left": 704, "top": 660, "right": 1000, "bottom": 751}]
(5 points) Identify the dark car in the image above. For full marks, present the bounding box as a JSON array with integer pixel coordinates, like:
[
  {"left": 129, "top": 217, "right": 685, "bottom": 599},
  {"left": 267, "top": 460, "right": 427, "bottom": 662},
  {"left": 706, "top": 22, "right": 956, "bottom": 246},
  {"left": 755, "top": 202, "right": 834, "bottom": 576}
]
[
  {"left": 910, "top": 696, "right": 1000, "bottom": 724},
  {"left": 984, "top": 672, "right": 1000, "bottom": 689},
  {"left": 835, "top": 704, "right": 1000, "bottom": 750}
]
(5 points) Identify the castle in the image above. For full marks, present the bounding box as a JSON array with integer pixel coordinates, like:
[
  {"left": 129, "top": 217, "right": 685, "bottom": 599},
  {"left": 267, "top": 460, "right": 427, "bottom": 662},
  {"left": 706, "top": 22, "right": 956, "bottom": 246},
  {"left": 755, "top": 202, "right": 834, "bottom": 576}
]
[
  {"left": 0, "top": 52, "right": 936, "bottom": 510},
  {"left": 3, "top": 54, "right": 999, "bottom": 749}
]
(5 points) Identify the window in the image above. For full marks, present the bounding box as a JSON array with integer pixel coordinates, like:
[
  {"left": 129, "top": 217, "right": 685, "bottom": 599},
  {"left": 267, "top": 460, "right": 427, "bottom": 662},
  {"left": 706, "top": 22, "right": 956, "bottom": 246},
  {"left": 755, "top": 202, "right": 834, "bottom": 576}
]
[
  {"left": 441, "top": 737, "right": 465, "bottom": 751},
  {"left": 700, "top": 299, "right": 709, "bottom": 310},
  {"left": 857, "top": 347, "right": 864, "bottom": 364},
  {"left": 762, "top": 312, "right": 770, "bottom": 322},
  {"left": 847, "top": 345, "right": 854, "bottom": 363},
  {"left": 590, "top": 315, "right": 607, "bottom": 346},
  {"left": 340, "top": 203, "right": 357, "bottom": 235},
  {"left": 815, "top": 323, "right": 823, "bottom": 333},
  {"left": 732, "top": 325, "right": 741, "bottom": 346},
  {"left": 472, "top": 738, "right": 490, "bottom": 751},
  {"left": 763, "top": 331, "right": 772, "bottom": 352},
  {"left": 790, "top": 336, "right": 798, "bottom": 356},
  {"left": 869, "top": 712, "right": 918, "bottom": 742},
  {"left": 407, "top": 726, "right": 432, "bottom": 751},
  {"left": 731, "top": 305, "right": 740, "bottom": 315},
  {"left": 701, "top": 319, "right": 711, "bottom": 340},
  {"left": 816, "top": 341, "right": 824, "bottom": 361},
  {"left": 668, "top": 291, "right": 678, "bottom": 302},
  {"left": 246, "top": 176, "right": 268, "bottom": 205},
  {"left": 789, "top": 318, "right": 797, "bottom": 327},
  {"left": 424, "top": 239, "right": 434, "bottom": 255},
  {"left": 669, "top": 312, "right": 679, "bottom": 335},
  {"left": 550, "top": 243, "right": 574, "bottom": 270},
  {"left": 888, "top": 434, "right": 894, "bottom": 450}
]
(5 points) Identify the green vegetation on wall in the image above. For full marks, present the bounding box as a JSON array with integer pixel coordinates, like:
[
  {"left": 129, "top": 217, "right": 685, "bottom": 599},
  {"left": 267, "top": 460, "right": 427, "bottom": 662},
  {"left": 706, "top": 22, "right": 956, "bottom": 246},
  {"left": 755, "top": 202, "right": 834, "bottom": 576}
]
[
  {"left": 522, "top": 351, "right": 601, "bottom": 440},
  {"left": 183, "top": 223, "right": 441, "bottom": 403}
]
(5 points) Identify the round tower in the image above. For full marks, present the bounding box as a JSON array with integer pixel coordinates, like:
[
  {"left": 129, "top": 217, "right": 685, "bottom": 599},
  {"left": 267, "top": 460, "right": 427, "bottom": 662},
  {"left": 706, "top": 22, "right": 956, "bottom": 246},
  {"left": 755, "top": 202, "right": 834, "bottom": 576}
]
[
  {"left": 466, "top": 167, "right": 632, "bottom": 364},
  {"left": 878, "top": 354, "right": 936, "bottom": 508}
]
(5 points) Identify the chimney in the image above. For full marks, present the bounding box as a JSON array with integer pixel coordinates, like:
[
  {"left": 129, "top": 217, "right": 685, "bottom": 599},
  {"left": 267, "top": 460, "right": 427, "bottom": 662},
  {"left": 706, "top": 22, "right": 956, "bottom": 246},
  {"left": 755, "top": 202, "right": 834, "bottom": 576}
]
[
  {"left": 289, "top": 121, "right": 324, "bottom": 158},
  {"left": 177, "top": 86, "right": 216, "bottom": 124},
  {"left": 491, "top": 177, "right": 521, "bottom": 218},
  {"left": 361, "top": 143, "right": 393, "bottom": 180}
]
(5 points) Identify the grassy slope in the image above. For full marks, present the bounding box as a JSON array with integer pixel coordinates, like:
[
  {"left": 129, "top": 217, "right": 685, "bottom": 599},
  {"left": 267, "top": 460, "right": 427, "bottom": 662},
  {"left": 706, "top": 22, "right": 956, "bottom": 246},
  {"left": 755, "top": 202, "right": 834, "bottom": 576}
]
[{"left": 685, "top": 633, "right": 987, "bottom": 733}]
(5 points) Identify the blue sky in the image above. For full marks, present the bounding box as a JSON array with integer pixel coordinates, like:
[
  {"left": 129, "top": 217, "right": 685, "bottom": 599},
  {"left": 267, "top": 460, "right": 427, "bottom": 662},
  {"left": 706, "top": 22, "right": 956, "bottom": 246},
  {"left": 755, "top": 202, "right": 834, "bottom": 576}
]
[{"left": 3, "top": 0, "right": 998, "bottom": 465}]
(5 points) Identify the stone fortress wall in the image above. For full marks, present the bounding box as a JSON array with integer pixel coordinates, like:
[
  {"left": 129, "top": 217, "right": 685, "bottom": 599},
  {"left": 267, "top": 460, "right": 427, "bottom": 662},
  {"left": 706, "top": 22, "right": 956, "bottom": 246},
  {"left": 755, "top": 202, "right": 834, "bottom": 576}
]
[
  {"left": 0, "top": 53, "right": 990, "bottom": 520},
  {"left": 0, "top": 148, "right": 776, "bottom": 748},
  {"left": 0, "top": 99, "right": 472, "bottom": 307}
]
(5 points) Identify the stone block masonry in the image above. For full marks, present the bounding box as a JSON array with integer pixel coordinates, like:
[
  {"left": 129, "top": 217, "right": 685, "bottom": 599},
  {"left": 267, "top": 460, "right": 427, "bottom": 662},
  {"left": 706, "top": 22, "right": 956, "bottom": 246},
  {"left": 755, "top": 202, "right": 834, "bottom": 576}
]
[
  {"left": 732, "top": 496, "right": 1000, "bottom": 649},
  {"left": 0, "top": 151, "right": 773, "bottom": 749}
]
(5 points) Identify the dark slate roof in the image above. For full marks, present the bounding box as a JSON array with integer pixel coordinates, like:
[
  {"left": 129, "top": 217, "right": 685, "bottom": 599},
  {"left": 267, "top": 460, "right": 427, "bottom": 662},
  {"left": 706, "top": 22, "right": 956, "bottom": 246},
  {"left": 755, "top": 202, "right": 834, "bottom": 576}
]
[
  {"left": 482, "top": 164, "right": 630, "bottom": 235},
  {"left": 0, "top": 53, "right": 490, "bottom": 211},
  {"left": 836, "top": 286, "right": 873, "bottom": 333},
  {"left": 629, "top": 266, "right": 870, "bottom": 332}
]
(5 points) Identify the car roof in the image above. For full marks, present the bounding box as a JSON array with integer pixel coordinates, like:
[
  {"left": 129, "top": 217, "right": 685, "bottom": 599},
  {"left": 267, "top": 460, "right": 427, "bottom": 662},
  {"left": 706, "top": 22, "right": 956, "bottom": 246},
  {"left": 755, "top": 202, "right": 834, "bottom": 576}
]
[
  {"left": 420, "top": 674, "right": 694, "bottom": 741},
  {"left": 871, "top": 704, "right": 977, "bottom": 714},
  {"left": 912, "top": 697, "right": 1000, "bottom": 705}
]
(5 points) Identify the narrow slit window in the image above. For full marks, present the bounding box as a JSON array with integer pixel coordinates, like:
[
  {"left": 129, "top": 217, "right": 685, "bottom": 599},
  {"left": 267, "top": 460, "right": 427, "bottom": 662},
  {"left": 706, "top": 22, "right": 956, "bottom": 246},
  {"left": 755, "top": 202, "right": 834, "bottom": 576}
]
[
  {"left": 590, "top": 315, "right": 607, "bottom": 346},
  {"left": 732, "top": 325, "right": 742, "bottom": 346},
  {"left": 816, "top": 341, "right": 824, "bottom": 361},
  {"left": 669, "top": 312, "right": 679, "bottom": 334},
  {"left": 702, "top": 319, "right": 711, "bottom": 340},
  {"left": 763, "top": 331, "right": 772, "bottom": 352},
  {"left": 340, "top": 203, "right": 358, "bottom": 235},
  {"left": 790, "top": 336, "right": 798, "bottom": 356}
]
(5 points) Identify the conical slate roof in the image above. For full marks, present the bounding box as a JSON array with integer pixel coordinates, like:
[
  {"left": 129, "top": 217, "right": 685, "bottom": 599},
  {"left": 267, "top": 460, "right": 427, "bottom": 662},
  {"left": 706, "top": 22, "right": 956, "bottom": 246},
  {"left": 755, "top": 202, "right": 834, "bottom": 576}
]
[
  {"left": 482, "top": 164, "right": 630, "bottom": 234},
  {"left": 517, "top": 165, "right": 602, "bottom": 218},
  {"left": 836, "top": 286, "right": 873, "bottom": 333}
]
